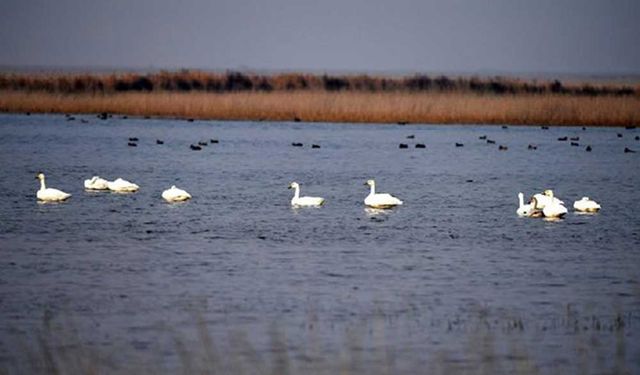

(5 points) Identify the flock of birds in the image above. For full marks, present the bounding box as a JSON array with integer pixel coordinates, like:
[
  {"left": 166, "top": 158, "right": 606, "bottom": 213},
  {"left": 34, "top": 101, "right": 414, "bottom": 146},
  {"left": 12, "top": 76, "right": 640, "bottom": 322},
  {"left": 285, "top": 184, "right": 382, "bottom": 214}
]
[
  {"left": 516, "top": 189, "right": 601, "bottom": 219},
  {"left": 37, "top": 172, "right": 600, "bottom": 218},
  {"left": 36, "top": 173, "right": 403, "bottom": 208}
]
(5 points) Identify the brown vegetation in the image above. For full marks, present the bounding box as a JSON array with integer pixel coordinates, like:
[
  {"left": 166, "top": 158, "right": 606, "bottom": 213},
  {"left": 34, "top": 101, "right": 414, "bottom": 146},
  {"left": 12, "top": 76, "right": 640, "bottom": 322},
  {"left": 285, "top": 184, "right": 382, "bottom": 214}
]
[{"left": 1, "top": 90, "right": 639, "bottom": 126}]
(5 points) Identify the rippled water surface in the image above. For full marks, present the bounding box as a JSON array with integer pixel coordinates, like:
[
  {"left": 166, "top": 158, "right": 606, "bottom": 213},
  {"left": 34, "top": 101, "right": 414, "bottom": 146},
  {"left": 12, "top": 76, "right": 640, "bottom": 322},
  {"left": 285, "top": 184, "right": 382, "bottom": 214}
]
[{"left": 1, "top": 114, "right": 639, "bottom": 373}]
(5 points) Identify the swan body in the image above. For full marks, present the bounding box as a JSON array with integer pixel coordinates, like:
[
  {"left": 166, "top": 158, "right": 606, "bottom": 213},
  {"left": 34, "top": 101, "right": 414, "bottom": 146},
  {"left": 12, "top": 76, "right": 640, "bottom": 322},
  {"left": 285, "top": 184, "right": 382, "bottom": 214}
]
[
  {"left": 532, "top": 189, "right": 564, "bottom": 210},
  {"left": 36, "top": 173, "right": 71, "bottom": 202},
  {"left": 107, "top": 178, "right": 139, "bottom": 192},
  {"left": 364, "top": 179, "right": 403, "bottom": 208},
  {"left": 542, "top": 201, "right": 568, "bottom": 218},
  {"left": 573, "top": 197, "right": 601, "bottom": 212},
  {"left": 84, "top": 176, "right": 110, "bottom": 190},
  {"left": 516, "top": 192, "right": 541, "bottom": 217},
  {"left": 162, "top": 185, "right": 192, "bottom": 202},
  {"left": 289, "top": 182, "right": 325, "bottom": 207}
]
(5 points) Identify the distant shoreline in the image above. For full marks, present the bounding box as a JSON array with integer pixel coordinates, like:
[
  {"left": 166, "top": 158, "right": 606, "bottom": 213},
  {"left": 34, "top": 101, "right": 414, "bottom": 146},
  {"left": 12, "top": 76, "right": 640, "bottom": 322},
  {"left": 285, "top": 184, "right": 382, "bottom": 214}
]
[
  {"left": 1, "top": 91, "right": 638, "bottom": 127},
  {"left": 1, "top": 71, "right": 638, "bottom": 126}
]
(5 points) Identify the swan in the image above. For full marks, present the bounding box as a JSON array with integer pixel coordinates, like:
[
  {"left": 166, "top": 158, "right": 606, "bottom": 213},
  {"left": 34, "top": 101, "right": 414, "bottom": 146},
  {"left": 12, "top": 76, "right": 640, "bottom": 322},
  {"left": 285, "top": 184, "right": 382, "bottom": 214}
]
[
  {"left": 532, "top": 189, "right": 564, "bottom": 210},
  {"left": 364, "top": 179, "right": 403, "bottom": 208},
  {"left": 516, "top": 192, "right": 542, "bottom": 217},
  {"left": 573, "top": 197, "right": 601, "bottom": 212},
  {"left": 162, "top": 185, "right": 192, "bottom": 202},
  {"left": 107, "top": 178, "right": 139, "bottom": 193},
  {"left": 542, "top": 200, "right": 568, "bottom": 218},
  {"left": 84, "top": 176, "right": 110, "bottom": 190},
  {"left": 36, "top": 172, "right": 71, "bottom": 202},
  {"left": 288, "top": 182, "right": 325, "bottom": 207}
]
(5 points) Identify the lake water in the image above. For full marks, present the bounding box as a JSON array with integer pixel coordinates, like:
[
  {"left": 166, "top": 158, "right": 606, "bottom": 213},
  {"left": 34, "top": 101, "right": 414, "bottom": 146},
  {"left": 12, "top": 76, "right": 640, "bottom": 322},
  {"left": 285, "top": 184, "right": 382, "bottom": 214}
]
[{"left": 0, "top": 113, "right": 639, "bottom": 374}]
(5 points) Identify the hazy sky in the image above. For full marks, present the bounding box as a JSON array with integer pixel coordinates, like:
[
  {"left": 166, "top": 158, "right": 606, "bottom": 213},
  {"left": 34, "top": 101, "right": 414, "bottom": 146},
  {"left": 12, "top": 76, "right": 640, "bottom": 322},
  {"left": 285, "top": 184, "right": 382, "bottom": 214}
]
[{"left": 1, "top": 0, "right": 638, "bottom": 74}]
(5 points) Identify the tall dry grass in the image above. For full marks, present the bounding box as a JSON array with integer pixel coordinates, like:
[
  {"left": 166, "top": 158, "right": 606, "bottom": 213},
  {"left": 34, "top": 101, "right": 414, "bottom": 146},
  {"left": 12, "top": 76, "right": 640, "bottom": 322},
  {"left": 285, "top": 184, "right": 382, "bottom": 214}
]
[{"left": 1, "top": 91, "right": 639, "bottom": 126}]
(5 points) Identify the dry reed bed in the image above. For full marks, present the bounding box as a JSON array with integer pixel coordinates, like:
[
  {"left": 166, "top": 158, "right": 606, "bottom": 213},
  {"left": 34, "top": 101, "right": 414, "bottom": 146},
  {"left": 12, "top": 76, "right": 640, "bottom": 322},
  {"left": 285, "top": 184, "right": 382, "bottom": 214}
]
[{"left": 1, "top": 91, "right": 639, "bottom": 126}]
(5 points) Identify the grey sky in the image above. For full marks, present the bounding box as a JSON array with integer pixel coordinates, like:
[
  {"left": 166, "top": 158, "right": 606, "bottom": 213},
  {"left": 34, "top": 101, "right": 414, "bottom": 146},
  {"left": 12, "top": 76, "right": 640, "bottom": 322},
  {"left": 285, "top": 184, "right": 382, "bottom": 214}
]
[{"left": 1, "top": 0, "right": 638, "bottom": 74}]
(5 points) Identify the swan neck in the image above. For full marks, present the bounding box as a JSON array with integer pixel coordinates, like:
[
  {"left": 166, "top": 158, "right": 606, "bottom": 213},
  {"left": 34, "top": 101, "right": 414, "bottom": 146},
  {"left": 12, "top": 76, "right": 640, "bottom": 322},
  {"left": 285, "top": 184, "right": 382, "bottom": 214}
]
[
  {"left": 369, "top": 184, "right": 375, "bottom": 196},
  {"left": 39, "top": 178, "right": 46, "bottom": 191},
  {"left": 518, "top": 193, "right": 524, "bottom": 208},
  {"left": 293, "top": 186, "right": 300, "bottom": 199}
]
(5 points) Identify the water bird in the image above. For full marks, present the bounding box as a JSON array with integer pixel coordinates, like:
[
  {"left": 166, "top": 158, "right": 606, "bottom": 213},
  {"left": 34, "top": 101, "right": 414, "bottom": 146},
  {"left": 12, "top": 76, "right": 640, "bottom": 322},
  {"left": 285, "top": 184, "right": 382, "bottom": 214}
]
[
  {"left": 517, "top": 192, "right": 541, "bottom": 217},
  {"left": 35, "top": 172, "right": 71, "bottom": 202},
  {"left": 291, "top": 142, "right": 303, "bottom": 147},
  {"left": 156, "top": 140, "right": 164, "bottom": 145},
  {"left": 542, "top": 200, "right": 568, "bottom": 218},
  {"left": 311, "top": 144, "right": 321, "bottom": 149},
  {"left": 399, "top": 143, "right": 408, "bottom": 149},
  {"left": 293, "top": 117, "right": 302, "bottom": 122},
  {"left": 364, "top": 179, "right": 403, "bottom": 208},
  {"left": 406, "top": 135, "right": 415, "bottom": 139},
  {"left": 586, "top": 145, "right": 592, "bottom": 152},
  {"left": 288, "top": 182, "right": 325, "bottom": 207},
  {"left": 190, "top": 144, "right": 202, "bottom": 151},
  {"left": 162, "top": 186, "right": 192, "bottom": 202},
  {"left": 84, "top": 176, "right": 110, "bottom": 190},
  {"left": 122, "top": 115, "right": 128, "bottom": 119},
  {"left": 571, "top": 142, "right": 580, "bottom": 146},
  {"left": 617, "top": 133, "right": 623, "bottom": 138},
  {"left": 127, "top": 142, "right": 137, "bottom": 147},
  {"left": 97, "top": 112, "right": 108, "bottom": 120},
  {"left": 532, "top": 190, "right": 564, "bottom": 210},
  {"left": 187, "top": 118, "right": 194, "bottom": 122},
  {"left": 129, "top": 137, "right": 139, "bottom": 142},
  {"left": 582, "top": 127, "right": 586, "bottom": 130},
  {"left": 498, "top": 145, "right": 508, "bottom": 150},
  {"left": 210, "top": 139, "right": 219, "bottom": 144},
  {"left": 66, "top": 116, "right": 75, "bottom": 121},
  {"left": 624, "top": 147, "right": 636, "bottom": 153},
  {"left": 479, "top": 135, "right": 487, "bottom": 140},
  {"left": 486, "top": 139, "right": 496, "bottom": 144},
  {"left": 198, "top": 141, "right": 208, "bottom": 146},
  {"left": 415, "top": 143, "right": 426, "bottom": 148},
  {"left": 635, "top": 136, "right": 639, "bottom": 141},
  {"left": 527, "top": 144, "right": 537, "bottom": 150},
  {"left": 455, "top": 143, "right": 464, "bottom": 147},
  {"left": 626, "top": 126, "right": 637, "bottom": 130},
  {"left": 541, "top": 126, "right": 549, "bottom": 130},
  {"left": 570, "top": 136, "right": 579, "bottom": 141},
  {"left": 25, "top": 112, "right": 31, "bottom": 116},
  {"left": 502, "top": 126, "right": 508, "bottom": 129},
  {"left": 573, "top": 197, "right": 601, "bottom": 212},
  {"left": 397, "top": 121, "right": 408, "bottom": 125},
  {"left": 557, "top": 136, "right": 568, "bottom": 141},
  {"left": 107, "top": 178, "right": 139, "bottom": 193}
]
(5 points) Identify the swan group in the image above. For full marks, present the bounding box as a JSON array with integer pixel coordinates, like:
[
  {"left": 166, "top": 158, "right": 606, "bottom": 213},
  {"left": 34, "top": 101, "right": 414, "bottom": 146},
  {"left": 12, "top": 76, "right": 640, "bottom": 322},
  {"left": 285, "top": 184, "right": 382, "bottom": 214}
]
[{"left": 517, "top": 189, "right": 601, "bottom": 218}]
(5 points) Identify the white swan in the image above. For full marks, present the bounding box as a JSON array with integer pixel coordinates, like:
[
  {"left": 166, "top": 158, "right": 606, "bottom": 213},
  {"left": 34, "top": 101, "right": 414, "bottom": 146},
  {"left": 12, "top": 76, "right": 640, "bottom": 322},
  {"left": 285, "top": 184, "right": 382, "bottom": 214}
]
[
  {"left": 36, "top": 172, "right": 71, "bottom": 202},
  {"left": 516, "top": 192, "right": 542, "bottom": 217},
  {"left": 107, "top": 178, "right": 139, "bottom": 193},
  {"left": 532, "top": 189, "right": 564, "bottom": 210},
  {"left": 84, "top": 176, "right": 110, "bottom": 190},
  {"left": 162, "top": 185, "right": 192, "bottom": 202},
  {"left": 364, "top": 179, "right": 403, "bottom": 208},
  {"left": 542, "top": 201, "right": 568, "bottom": 218},
  {"left": 573, "top": 197, "right": 601, "bottom": 212},
  {"left": 288, "top": 182, "right": 325, "bottom": 207}
]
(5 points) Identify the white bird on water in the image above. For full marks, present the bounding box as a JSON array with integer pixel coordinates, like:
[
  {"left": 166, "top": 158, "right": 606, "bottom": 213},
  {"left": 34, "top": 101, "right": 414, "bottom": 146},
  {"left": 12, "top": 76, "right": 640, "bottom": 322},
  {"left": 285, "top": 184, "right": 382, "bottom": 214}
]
[
  {"left": 516, "top": 192, "right": 541, "bottom": 217},
  {"left": 84, "top": 176, "right": 110, "bottom": 190},
  {"left": 532, "top": 189, "right": 564, "bottom": 210},
  {"left": 573, "top": 197, "right": 601, "bottom": 212},
  {"left": 107, "top": 178, "right": 139, "bottom": 193},
  {"left": 288, "top": 182, "right": 325, "bottom": 207},
  {"left": 162, "top": 185, "right": 192, "bottom": 202},
  {"left": 35, "top": 172, "right": 71, "bottom": 202},
  {"left": 364, "top": 179, "right": 403, "bottom": 208}
]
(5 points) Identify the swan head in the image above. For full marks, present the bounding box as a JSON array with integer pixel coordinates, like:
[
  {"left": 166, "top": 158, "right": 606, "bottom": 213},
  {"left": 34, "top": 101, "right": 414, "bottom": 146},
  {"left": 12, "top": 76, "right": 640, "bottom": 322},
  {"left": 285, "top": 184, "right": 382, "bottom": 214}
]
[
  {"left": 35, "top": 172, "right": 44, "bottom": 180},
  {"left": 544, "top": 189, "right": 554, "bottom": 198},
  {"left": 581, "top": 196, "right": 590, "bottom": 201},
  {"left": 365, "top": 179, "right": 375, "bottom": 187},
  {"left": 288, "top": 182, "right": 299, "bottom": 190},
  {"left": 518, "top": 192, "right": 524, "bottom": 199}
]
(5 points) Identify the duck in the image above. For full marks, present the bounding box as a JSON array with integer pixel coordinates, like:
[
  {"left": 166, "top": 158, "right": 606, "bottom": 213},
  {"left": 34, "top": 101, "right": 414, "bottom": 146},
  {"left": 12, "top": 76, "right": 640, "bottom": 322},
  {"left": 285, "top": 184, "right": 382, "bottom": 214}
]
[
  {"left": 573, "top": 197, "right": 601, "bottom": 212},
  {"left": 36, "top": 172, "right": 71, "bottom": 202},
  {"left": 84, "top": 176, "right": 110, "bottom": 190},
  {"left": 516, "top": 192, "right": 541, "bottom": 217},
  {"left": 107, "top": 178, "right": 139, "bottom": 193},
  {"left": 288, "top": 182, "right": 325, "bottom": 207},
  {"left": 364, "top": 179, "right": 403, "bottom": 208},
  {"left": 162, "top": 185, "right": 192, "bottom": 202}
]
